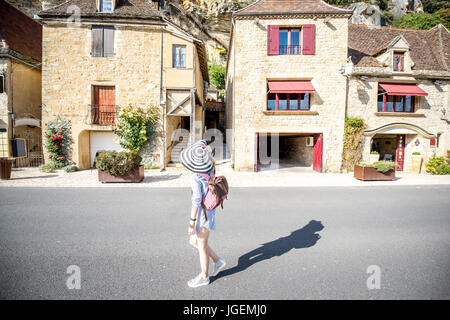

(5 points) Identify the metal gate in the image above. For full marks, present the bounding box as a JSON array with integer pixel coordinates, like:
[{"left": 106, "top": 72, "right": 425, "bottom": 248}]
[{"left": 13, "top": 128, "right": 44, "bottom": 167}]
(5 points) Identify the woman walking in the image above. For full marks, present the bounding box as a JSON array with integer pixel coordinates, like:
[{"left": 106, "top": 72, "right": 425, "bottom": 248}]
[{"left": 180, "top": 140, "right": 226, "bottom": 288}]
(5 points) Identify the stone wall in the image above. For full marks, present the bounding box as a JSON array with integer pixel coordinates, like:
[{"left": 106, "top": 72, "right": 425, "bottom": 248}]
[{"left": 229, "top": 16, "right": 349, "bottom": 172}]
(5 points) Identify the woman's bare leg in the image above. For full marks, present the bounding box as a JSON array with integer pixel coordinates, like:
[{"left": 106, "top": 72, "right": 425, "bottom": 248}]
[
  {"left": 190, "top": 234, "right": 219, "bottom": 264},
  {"left": 196, "top": 227, "right": 211, "bottom": 278}
]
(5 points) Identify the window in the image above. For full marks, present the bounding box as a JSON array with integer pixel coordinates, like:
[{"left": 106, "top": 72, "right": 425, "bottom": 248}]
[
  {"left": 0, "top": 128, "right": 8, "bottom": 157},
  {"left": 92, "top": 86, "right": 116, "bottom": 125},
  {"left": 173, "top": 45, "right": 186, "bottom": 68},
  {"left": 393, "top": 52, "right": 404, "bottom": 72},
  {"left": 268, "top": 24, "right": 315, "bottom": 55},
  {"left": 0, "top": 74, "right": 4, "bottom": 93},
  {"left": 279, "top": 29, "right": 300, "bottom": 55},
  {"left": 377, "top": 93, "right": 415, "bottom": 112},
  {"left": 99, "top": 0, "right": 114, "bottom": 13},
  {"left": 92, "top": 26, "right": 114, "bottom": 57},
  {"left": 267, "top": 93, "right": 310, "bottom": 111}
]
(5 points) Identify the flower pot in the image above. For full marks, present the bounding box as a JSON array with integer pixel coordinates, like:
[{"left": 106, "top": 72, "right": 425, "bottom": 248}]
[
  {"left": 98, "top": 165, "right": 145, "bottom": 183},
  {"left": 369, "top": 154, "right": 380, "bottom": 164},
  {"left": 411, "top": 155, "right": 422, "bottom": 174},
  {"left": 354, "top": 165, "right": 395, "bottom": 181},
  {"left": 0, "top": 158, "right": 14, "bottom": 180}
]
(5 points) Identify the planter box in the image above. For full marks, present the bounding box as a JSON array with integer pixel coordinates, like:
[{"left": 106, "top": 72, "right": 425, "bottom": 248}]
[
  {"left": 354, "top": 165, "right": 395, "bottom": 181},
  {"left": 0, "top": 158, "right": 14, "bottom": 180},
  {"left": 98, "top": 165, "right": 144, "bottom": 183}
]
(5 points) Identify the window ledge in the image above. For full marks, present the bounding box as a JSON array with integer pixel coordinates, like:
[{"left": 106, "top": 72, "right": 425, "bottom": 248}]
[
  {"left": 263, "top": 110, "right": 318, "bottom": 115},
  {"left": 374, "top": 112, "right": 425, "bottom": 117}
]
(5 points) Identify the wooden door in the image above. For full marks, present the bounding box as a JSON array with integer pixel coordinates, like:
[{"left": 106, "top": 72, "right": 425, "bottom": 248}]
[
  {"left": 93, "top": 86, "right": 115, "bottom": 125},
  {"left": 396, "top": 134, "right": 405, "bottom": 171},
  {"left": 313, "top": 134, "right": 323, "bottom": 172}
]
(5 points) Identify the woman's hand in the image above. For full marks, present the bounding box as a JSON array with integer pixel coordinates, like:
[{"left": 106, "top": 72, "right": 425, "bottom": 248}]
[{"left": 188, "top": 226, "right": 195, "bottom": 235}]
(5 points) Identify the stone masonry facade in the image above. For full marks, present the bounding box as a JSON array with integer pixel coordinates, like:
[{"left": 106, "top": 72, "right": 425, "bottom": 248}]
[{"left": 228, "top": 16, "right": 349, "bottom": 172}]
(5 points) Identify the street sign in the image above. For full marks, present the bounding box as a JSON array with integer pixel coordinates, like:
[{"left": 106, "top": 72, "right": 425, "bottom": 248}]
[{"left": 11, "top": 138, "right": 27, "bottom": 158}]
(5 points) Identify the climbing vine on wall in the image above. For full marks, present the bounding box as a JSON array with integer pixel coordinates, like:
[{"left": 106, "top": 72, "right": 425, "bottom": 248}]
[
  {"left": 341, "top": 117, "right": 366, "bottom": 172},
  {"left": 43, "top": 119, "right": 73, "bottom": 168}
]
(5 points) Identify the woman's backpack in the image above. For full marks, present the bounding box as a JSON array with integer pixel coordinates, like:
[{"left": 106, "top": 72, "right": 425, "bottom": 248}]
[{"left": 198, "top": 172, "right": 229, "bottom": 220}]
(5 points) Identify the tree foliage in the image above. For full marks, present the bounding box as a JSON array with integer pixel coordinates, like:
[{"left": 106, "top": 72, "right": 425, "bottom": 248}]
[
  {"left": 392, "top": 13, "right": 447, "bottom": 30},
  {"left": 422, "top": 0, "right": 450, "bottom": 14},
  {"left": 208, "top": 64, "right": 226, "bottom": 90}
]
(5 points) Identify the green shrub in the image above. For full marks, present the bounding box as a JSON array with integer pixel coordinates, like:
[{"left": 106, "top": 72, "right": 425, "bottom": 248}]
[
  {"left": 373, "top": 161, "right": 396, "bottom": 173},
  {"left": 39, "top": 162, "right": 59, "bottom": 173},
  {"left": 113, "top": 104, "right": 159, "bottom": 153},
  {"left": 370, "top": 151, "right": 379, "bottom": 155},
  {"left": 95, "top": 150, "right": 142, "bottom": 176},
  {"left": 425, "top": 153, "right": 450, "bottom": 175},
  {"left": 63, "top": 164, "right": 78, "bottom": 173},
  {"left": 357, "top": 161, "right": 396, "bottom": 173},
  {"left": 412, "top": 152, "right": 421, "bottom": 156}
]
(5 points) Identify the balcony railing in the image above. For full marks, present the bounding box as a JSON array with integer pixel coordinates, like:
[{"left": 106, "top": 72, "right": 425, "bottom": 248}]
[
  {"left": 89, "top": 105, "right": 119, "bottom": 125},
  {"left": 279, "top": 45, "right": 300, "bottom": 55}
]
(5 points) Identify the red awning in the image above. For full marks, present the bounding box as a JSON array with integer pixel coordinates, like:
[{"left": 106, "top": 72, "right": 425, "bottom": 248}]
[
  {"left": 379, "top": 83, "right": 428, "bottom": 96},
  {"left": 268, "top": 81, "right": 315, "bottom": 94}
]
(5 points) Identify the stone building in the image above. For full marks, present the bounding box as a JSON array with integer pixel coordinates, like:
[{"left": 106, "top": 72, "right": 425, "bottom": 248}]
[
  {"left": 226, "top": 0, "right": 353, "bottom": 172},
  {"left": 0, "top": 0, "right": 43, "bottom": 167},
  {"left": 38, "top": 0, "right": 209, "bottom": 169},
  {"left": 346, "top": 23, "right": 450, "bottom": 172},
  {"left": 226, "top": 0, "right": 449, "bottom": 173}
]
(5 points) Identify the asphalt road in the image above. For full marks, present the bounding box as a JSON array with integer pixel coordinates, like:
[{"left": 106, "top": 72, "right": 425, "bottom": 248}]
[{"left": 0, "top": 186, "right": 449, "bottom": 300}]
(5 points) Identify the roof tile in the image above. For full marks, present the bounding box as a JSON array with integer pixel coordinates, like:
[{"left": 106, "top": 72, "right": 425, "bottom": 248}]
[{"left": 0, "top": 0, "right": 42, "bottom": 62}]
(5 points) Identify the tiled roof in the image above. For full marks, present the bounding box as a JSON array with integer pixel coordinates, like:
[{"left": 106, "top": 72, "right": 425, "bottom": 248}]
[
  {"left": 39, "top": 0, "right": 163, "bottom": 20},
  {"left": 0, "top": 0, "right": 42, "bottom": 62},
  {"left": 235, "top": 0, "right": 352, "bottom": 16},
  {"left": 348, "top": 24, "right": 450, "bottom": 72}
]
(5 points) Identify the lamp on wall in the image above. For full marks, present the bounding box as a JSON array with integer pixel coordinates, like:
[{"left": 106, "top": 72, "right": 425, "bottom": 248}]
[
  {"left": 254, "top": 18, "right": 260, "bottom": 25},
  {"left": 323, "top": 16, "right": 331, "bottom": 24}
]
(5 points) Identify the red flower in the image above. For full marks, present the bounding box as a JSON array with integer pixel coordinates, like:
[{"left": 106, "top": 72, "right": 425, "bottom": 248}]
[{"left": 60, "top": 157, "right": 65, "bottom": 160}]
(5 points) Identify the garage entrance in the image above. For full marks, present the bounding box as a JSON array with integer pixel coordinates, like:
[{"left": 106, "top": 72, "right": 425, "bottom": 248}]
[
  {"left": 89, "top": 131, "right": 123, "bottom": 167},
  {"left": 255, "top": 133, "right": 323, "bottom": 172}
]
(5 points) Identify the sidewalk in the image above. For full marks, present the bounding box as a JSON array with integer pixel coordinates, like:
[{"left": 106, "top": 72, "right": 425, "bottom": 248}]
[{"left": 1, "top": 163, "right": 449, "bottom": 188}]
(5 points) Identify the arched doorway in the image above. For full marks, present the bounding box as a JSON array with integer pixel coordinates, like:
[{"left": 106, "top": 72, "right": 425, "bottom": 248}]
[{"left": 364, "top": 122, "right": 435, "bottom": 171}]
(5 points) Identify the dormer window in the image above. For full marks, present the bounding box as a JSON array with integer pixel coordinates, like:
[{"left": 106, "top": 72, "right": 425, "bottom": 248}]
[
  {"left": 393, "top": 52, "right": 404, "bottom": 72},
  {"left": 99, "top": 0, "right": 114, "bottom": 13}
]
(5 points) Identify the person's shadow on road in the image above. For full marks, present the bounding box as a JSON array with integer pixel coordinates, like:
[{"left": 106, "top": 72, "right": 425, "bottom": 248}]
[{"left": 213, "top": 220, "right": 324, "bottom": 281}]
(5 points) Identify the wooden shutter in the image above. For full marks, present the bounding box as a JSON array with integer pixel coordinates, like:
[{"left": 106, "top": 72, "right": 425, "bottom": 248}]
[
  {"left": 92, "top": 26, "right": 103, "bottom": 57},
  {"left": 267, "top": 25, "right": 279, "bottom": 55},
  {"left": 302, "top": 24, "right": 316, "bottom": 55},
  {"left": 103, "top": 26, "right": 114, "bottom": 57},
  {"left": 93, "top": 86, "right": 116, "bottom": 124}
]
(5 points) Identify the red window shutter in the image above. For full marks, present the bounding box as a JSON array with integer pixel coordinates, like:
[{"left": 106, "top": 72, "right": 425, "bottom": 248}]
[
  {"left": 302, "top": 24, "right": 316, "bottom": 55},
  {"left": 267, "top": 25, "right": 279, "bottom": 55}
]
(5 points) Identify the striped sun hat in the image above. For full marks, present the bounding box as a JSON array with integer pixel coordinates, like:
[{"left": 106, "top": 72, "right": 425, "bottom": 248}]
[{"left": 179, "top": 140, "right": 214, "bottom": 173}]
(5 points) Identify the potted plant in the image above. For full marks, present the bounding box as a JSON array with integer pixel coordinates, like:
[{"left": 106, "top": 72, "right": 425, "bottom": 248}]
[
  {"left": 354, "top": 161, "right": 396, "bottom": 181},
  {"left": 96, "top": 150, "right": 144, "bottom": 183},
  {"left": 96, "top": 104, "right": 158, "bottom": 183},
  {"left": 411, "top": 152, "right": 422, "bottom": 173},
  {"left": 369, "top": 151, "right": 380, "bottom": 164}
]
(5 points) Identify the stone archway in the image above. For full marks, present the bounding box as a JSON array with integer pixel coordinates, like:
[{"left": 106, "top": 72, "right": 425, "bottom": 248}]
[{"left": 363, "top": 122, "right": 435, "bottom": 139}]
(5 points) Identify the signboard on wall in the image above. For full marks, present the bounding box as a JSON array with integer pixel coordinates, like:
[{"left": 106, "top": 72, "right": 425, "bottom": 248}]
[{"left": 11, "top": 138, "right": 27, "bottom": 158}]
